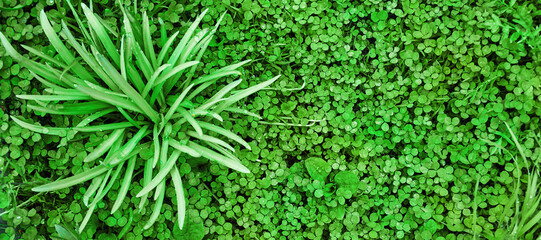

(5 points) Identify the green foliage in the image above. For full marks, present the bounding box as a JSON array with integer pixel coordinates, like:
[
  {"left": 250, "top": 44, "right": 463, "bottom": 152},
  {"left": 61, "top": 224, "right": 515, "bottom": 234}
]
[
  {"left": 1, "top": 0, "right": 540, "bottom": 239},
  {"left": 0, "top": 0, "right": 278, "bottom": 235},
  {"left": 304, "top": 157, "right": 331, "bottom": 182}
]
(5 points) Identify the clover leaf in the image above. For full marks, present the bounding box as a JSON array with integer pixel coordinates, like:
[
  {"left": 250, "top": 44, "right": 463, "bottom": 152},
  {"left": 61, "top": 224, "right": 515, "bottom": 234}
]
[{"left": 305, "top": 157, "right": 331, "bottom": 182}]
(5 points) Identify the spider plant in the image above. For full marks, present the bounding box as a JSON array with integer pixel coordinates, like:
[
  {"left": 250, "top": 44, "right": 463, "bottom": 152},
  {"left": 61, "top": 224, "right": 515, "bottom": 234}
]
[{"left": 0, "top": 2, "right": 279, "bottom": 233}]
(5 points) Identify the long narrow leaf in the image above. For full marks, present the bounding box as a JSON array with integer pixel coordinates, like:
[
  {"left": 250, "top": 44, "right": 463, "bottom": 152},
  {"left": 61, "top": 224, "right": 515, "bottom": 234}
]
[
  {"left": 152, "top": 61, "right": 199, "bottom": 87},
  {"left": 136, "top": 150, "right": 181, "bottom": 198},
  {"left": 142, "top": 64, "right": 171, "bottom": 98},
  {"left": 187, "top": 131, "right": 235, "bottom": 152},
  {"left": 84, "top": 80, "right": 129, "bottom": 98},
  {"left": 79, "top": 163, "right": 123, "bottom": 233},
  {"left": 75, "top": 84, "right": 143, "bottom": 113},
  {"left": 142, "top": 12, "right": 157, "bottom": 69},
  {"left": 131, "top": 37, "right": 153, "bottom": 82},
  {"left": 179, "top": 107, "right": 203, "bottom": 137},
  {"left": 73, "top": 122, "right": 145, "bottom": 132},
  {"left": 143, "top": 180, "right": 165, "bottom": 230},
  {"left": 79, "top": 168, "right": 112, "bottom": 233},
  {"left": 60, "top": 21, "right": 122, "bottom": 92},
  {"left": 223, "top": 107, "right": 262, "bottom": 119},
  {"left": 111, "top": 155, "right": 137, "bottom": 214},
  {"left": 105, "top": 125, "right": 150, "bottom": 166},
  {"left": 94, "top": 53, "right": 160, "bottom": 122},
  {"left": 83, "top": 174, "right": 105, "bottom": 206},
  {"left": 198, "top": 79, "right": 242, "bottom": 111},
  {"left": 28, "top": 102, "right": 111, "bottom": 115},
  {"left": 213, "top": 75, "right": 280, "bottom": 114},
  {"left": 17, "top": 94, "right": 92, "bottom": 101},
  {"left": 157, "top": 31, "right": 180, "bottom": 66},
  {"left": 138, "top": 157, "right": 153, "bottom": 211},
  {"left": 32, "top": 165, "right": 108, "bottom": 192},
  {"left": 21, "top": 45, "right": 67, "bottom": 69},
  {"left": 11, "top": 116, "right": 70, "bottom": 136},
  {"left": 44, "top": 87, "right": 89, "bottom": 97},
  {"left": 183, "top": 13, "right": 226, "bottom": 86},
  {"left": 187, "top": 141, "right": 249, "bottom": 173},
  {"left": 198, "top": 121, "right": 251, "bottom": 150},
  {"left": 152, "top": 125, "right": 161, "bottom": 168},
  {"left": 164, "top": 84, "right": 194, "bottom": 123},
  {"left": 0, "top": 32, "right": 66, "bottom": 86},
  {"left": 165, "top": 9, "right": 208, "bottom": 68},
  {"left": 81, "top": 3, "right": 120, "bottom": 66},
  {"left": 163, "top": 28, "right": 209, "bottom": 94},
  {"left": 148, "top": 61, "right": 199, "bottom": 107},
  {"left": 171, "top": 166, "right": 186, "bottom": 230},
  {"left": 39, "top": 10, "right": 94, "bottom": 81},
  {"left": 84, "top": 128, "right": 125, "bottom": 162},
  {"left": 169, "top": 139, "right": 201, "bottom": 157}
]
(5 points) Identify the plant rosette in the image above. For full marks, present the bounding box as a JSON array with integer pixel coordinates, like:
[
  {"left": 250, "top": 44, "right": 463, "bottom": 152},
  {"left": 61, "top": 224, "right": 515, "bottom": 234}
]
[{"left": 0, "top": 2, "right": 279, "bottom": 233}]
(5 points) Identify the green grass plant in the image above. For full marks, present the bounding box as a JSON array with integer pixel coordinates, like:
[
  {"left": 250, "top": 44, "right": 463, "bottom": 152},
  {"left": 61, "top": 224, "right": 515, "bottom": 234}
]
[
  {"left": 481, "top": 122, "right": 541, "bottom": 239},
  {"left": 0, "top": 1, "right": 278, "bottom": 233}
]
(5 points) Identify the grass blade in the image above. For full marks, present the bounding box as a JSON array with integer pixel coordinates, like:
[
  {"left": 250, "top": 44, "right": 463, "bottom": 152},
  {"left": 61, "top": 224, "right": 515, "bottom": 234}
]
[
  {"left": 187, "top": 130, "right": 235, "bottom": 152},
  {"left": 79, "top": 163, "right": 123, "bottom": 233},
  {"left": 164, "top": 84, "right": 194, "bottom": 123},
  {"left": 39, "top": 10, "right": 94, "bottom": 81},
  {"left": 83, "top": 174, "right": 105, "bottom": 206},
  {"left": 81, "top": 3, "right": 120, "bottom": 66},
  {"left": 198, "top": 79, "right": 242, "bottom": 111},
  {"left": 214, "top": 75, "right": 280, "bottom": 114},
  {"left": 169, "top": 139, "right": 201, "bottom": 157},
  {"left": 179, "top": 107, "right": 203, "bottom": 137},
  {"left": 157, "top": 31, "right": 180, "bottom": 66},
  {"left": 187, "top": 141, "right": 249, "bottom": 173},
  {"left": 223, "top": 107, "right": 262, "bottom": 119},
  {"left": 136, "top": 150, "right": 181, "bottom": 198},
  {"left": 60, "top": 21, "right": 122, "bottom": 92},
  {"left": 32, "top": 165, "right": 108, "bottom": 192},
  {"left": 0, "top": 32, "right": 67, "bottom": 86},
  {"left": 152, "top": 61, "right": 199, "bottom": 88},
  {"left": 198, "top": 121, "right": 251, "bottom": 150},
  {"left": 65, "top": 0, "right": 92, "bottom": 44},
  {"left": 84, "top": 128, "right": 125, "bottom": 163},
  {"left": 191, "top": 110, "right": 223, "bottom": 122},
  {"left": 207, "top": 142, "right": 242, "bottom": 163},
  {"left": 505, "top": 122, "right": 529, "bottom": 168},
  {"left": 21, "top": 45, "right": 67, "bottom": 69},
  {"left": 111, "top": 155, "right": 137, "bottom": 214},
  {"left": 142, "top": 12, "right": 157, "bottom": 69},
  {"left": 94, "top": 53, "right": 160, "bottom": 122},
  {"left": 79, "top": 168, "right": 112, "bottom": 233},
  {"left": 171, "top": 166, "right": 186, "bottom": 230},
  {"left": 138, "top": 157, "right": 153, "bottom": 212},
  {"left": 75, "top": 84, "right": 142, "bottom": 113},
  {"left": 165, "top": 9, "right": 208, "bottom": 68},
  {"left": 11, "top": 116, "right": 70, "bottom": 136},
  {"left": 73, "top": 122, "right": 145, "bottom": 132},
  {"left": 142, "top": 64, "right": 171, "bottom": 98},
  {"left": 144, "top": 180, "right": 165, "bottom": 230},
  {"left": 191, "top": 70, "right": 242, "bottom": 86},
  {"left": 183, "top": 13, "right": 226, "bottom": 85},
  {"left": 44, "top": 87, "right": 90, "bottom": 97},
  {"left": 75, "top": 109, "right": 115, "bottom": 128},
  {"left": 84, "top": 80, "right": 128, "bottom": 98},
  {"left": 17, "top": 94, "right": 92, "bottom": 101},
  {"left": 163, "top": 28, "right": 209, "bottom": 94},
  {"left": 131, "top": 37, "right": 154, "bottom": 82},
  {"left": 152, "top": 125, "right": 161, "bottom": 168},
  {"left": 105, "top": 125, "right": 151, "bottom": 166}
]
